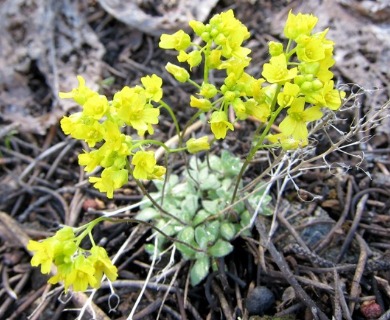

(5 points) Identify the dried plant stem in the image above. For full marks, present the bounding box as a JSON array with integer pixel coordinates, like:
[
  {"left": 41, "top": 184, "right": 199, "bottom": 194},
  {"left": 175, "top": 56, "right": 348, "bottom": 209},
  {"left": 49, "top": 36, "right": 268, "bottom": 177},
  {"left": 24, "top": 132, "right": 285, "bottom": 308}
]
[{"left": 254, "top": 215, "right": 329, "bottom": 320}]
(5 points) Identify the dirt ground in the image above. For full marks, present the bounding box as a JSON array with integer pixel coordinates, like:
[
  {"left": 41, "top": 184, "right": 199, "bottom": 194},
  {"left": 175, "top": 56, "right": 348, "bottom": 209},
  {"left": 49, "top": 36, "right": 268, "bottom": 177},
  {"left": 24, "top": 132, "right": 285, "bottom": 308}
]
[{"left": 1, "top": 0, "right": 390, "bottom": 319}]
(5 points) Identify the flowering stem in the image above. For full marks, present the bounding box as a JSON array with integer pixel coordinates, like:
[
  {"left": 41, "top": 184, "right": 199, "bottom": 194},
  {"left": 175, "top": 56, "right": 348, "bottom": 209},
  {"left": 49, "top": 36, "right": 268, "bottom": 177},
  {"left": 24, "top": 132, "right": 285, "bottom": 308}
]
[
  {"left": 180, "top": 110, "right": 204, "bottom": 139},
  {"left": 133, "top": 177, "right": 188, "bottom": 225},
  {"left": 203, "top": 42, "right": 211, "bottom": 82},
  {"left": 188, "top": 79, "right": 202, "bottom": 90},
  {"left": 74, "top": 216, "right": 106, "bottom": 247},
  {"left": 159, "top": 100, "right": 182, "bottom": 142},
  {"left": 230, "top": 86, "right": 284, "bottom": 204},
  {"left": 132, "top": 139, "right": 187, "bottom": 154},
  {"left": 131, "top": 139, "right": 171, "bottom": 154}
]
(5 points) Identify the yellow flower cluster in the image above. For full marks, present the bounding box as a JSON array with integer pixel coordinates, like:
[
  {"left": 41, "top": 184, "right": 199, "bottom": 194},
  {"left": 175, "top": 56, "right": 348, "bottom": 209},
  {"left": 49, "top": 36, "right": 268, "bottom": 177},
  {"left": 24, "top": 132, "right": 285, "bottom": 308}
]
[
  {"left": 159, "top": 10, "right": 345, "bottom": 149},
  {"left": 27, "top": 227, "right": 117, "bottom": 292},
  {"left": 265, "top": 11, "right": 345, "bottom": 148},
  {"left": 159, "top": 10, "right": 272, "bottom": 139},
  {"left": 59, "top": 75, "right": 165, "bottom": 198}
]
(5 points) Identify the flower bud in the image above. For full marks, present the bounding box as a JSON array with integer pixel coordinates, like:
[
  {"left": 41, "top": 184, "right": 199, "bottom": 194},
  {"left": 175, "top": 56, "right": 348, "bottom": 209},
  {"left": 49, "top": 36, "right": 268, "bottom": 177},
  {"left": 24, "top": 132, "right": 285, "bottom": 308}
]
[
  {"left": 186, "top": 136, "right": 210, "bottom": 154},
  {"left": 190, "top": 96, "right": 212, "bottom": 111},
  {"left": 268, "top": 41, "right": 283, "bottom": 56},
  {"left": 189, "top": 20, "right": 206, "bottom": 36},
  {"left": 159, "top": 30, "right": 191, "bottom": 51},
  {"left": 165, "top": 63, "right": 190, "bottom": 82},
  {"left": 200, "top": 83, "right": 218, "bottom": 99}
]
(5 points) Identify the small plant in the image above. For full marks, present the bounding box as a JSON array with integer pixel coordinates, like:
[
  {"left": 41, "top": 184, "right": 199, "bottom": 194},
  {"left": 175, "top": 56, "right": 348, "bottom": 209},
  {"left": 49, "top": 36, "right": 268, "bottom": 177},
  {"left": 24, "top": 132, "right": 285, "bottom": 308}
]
[
  {"left": 27, "top": 9, "right": 345, "bottom": 295},
  {"left": 137, "top": 150, "right": 272, "bottom": 285}
]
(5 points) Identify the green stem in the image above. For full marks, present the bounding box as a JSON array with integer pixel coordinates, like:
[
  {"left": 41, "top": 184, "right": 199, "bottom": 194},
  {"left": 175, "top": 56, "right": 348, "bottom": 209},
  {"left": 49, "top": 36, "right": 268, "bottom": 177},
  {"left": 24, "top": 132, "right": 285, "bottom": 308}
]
[
  {"left": 203, "top": 42, "right": 211, "bottom": 83},
  {"left": 132, "top": 139, "right": 187, "bottom": 154},
  {"left": 133, "top": 177, "right": 188, "bottom": 226},
  {"left": 74, "top": 216, "right": 105, "bottom": 247},
  {"left": 131, "top": 139, "right": 171, "bottom": 153},
  {"left": 159, "top": 100, "right": 182, "bottom": 143},
  {"left": 181, "top": 110, "right": 204, "bottom": 139},
  {"left": 230, "top": 86, "right": 284, "bottom": 204},
  {"left": 188, "top": 79, "right": 202, "bottom": 90},
  {"left": 285, "top": 39, "right": 293, "bottom": 54}
]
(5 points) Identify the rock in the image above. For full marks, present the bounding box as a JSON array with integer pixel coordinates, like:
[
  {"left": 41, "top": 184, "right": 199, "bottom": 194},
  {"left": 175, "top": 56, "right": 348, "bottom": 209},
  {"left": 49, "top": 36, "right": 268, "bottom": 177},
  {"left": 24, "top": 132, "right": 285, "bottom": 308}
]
[{"left": 246, "top": 286, "right": 275, "bottom": 315}]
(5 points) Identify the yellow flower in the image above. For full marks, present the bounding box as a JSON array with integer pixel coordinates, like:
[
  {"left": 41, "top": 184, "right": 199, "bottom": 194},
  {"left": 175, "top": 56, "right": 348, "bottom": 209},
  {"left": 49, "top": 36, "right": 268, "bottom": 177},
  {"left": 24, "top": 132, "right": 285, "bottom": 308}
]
[
  {"left": 148, "top": 165, "right": 166, "bottom": 180},
  {"left": 89, "top": 167, "right": 128, "bottom": 198},
  {"left": 218, "top": 57, "right": 250, "bottom": 75},
  {"left": 114, "top": 87, "right": 160, "bottom": 136},
  {"left": 212, "top": 10, "right": 251, "bottom": 59},
  {"left": 296, "top": 36, "right": 325, "bottom": 62},
  {"left": 141, "top": 74, "right": 163, "bottom": 102},
  {"left": 186, "top": 136, "right": 210, "bottom": 154},
  {"left": 59, "top": 75, "right": 98, "bottom": 105},
  {"left": 82, "top": 95, "right": 109, "bottom": 120},
  {"left": 209, "top": 111, "right": 234, "bottom": 139},
  {"left": 178, "top": 50, "right": 202, "bottom": 69},
  {"left": 131, "top": 151, "right": 166, "bottom": 180},
  {"left": 60, "top": 113, "right": 105, "bottom": 147},
  {"left": 320, "top": 80, "right": 345, "bottom": 110},
  {"left": 317, "top": 55, "right": 335, "bottom": 83},
  {"left": 232, "top": 98, "right": 247, "bottom": 120},
  {"left": 159, "top": 30, "right": 191, "bottom": 51},
  {"left": 132, "top": 150, "right": 157, "bottom": 180},
  {"left": 279, "top": 97, "right": 322, "bottom": 141},
  {"left": 244, "top": 99, "right": 270, "bottom": 122},
  {"left": 277, "top": 82, "right": 300, "bottom": 107},
  {"left": 283, "top": 11, "right": 318, "bottom": 40},
  {"left": 89, "top": 246, "right": 118, "bottom": 284},
  {"left": 78, "top": 150, "right": 103, "bottom": 173},
  {"left": 27, "top": 227, "right": 76, "bottom": 274},
  {"left": 262, "top": 54, "right": 298, "bottom": 84},
  {"left": 28, "top": 239, "right": 56, "bottom": 274},
  {"left": 61, "top": 255, "right": 97, "bottom": 292},
  {"left": 267, "top": 133, "right": 302, "bottom": 150},
  {"left": 206, "top": 50, "right": 222, "bottom": 69}
]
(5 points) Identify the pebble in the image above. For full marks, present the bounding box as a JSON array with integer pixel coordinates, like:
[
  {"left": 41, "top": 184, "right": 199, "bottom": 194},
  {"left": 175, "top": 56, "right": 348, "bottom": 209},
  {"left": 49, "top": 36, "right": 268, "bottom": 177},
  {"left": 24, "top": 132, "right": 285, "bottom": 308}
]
[{"left": 245, "top": 286, "right": 275, "bottom": 315}]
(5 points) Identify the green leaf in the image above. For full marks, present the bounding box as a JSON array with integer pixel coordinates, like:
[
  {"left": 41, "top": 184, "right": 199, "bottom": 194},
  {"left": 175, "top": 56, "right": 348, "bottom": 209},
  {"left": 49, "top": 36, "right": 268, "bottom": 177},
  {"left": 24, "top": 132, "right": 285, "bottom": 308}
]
[
  {"left": 172, "top": 181, "right": 193, "bottom": 198},
  {"left": 202, "top": 200, "right": 219, "bottom": 214},
  {"left": 194, "top": 226, "right": 208, "bottom": 249},
  {"left": 155, "top": 219, "right": 176, "bottom": 237},
  {"left": 237, "top": 210, "right": 252, "bottom": 236},
  {"left": 181, "top": 194, "right": 199, "bottom": 219},
  {"left": 205, "top": 221, "right": 220, "bottom": 243},
  {"left": 176, "top": 226, "right": 197, "bottom": 260},
  {"left": 136, "top": 207, "right": 160, "bottom": 221},
  {"left": 240, "top": 210, "right": 251, "bottom": 228},
  {"left": 145, "top": 244, "right": 156, "bottom": 255},
  {"left": 190, "top": 256, "right": 210, "bottom": 286},
  {"left": 208, "top": 239, "right": 233, "bottom": 258},
  {"left": 220, "top": 150, "right": 241, "bottom": 176},
  {"left": 200, "top": 173, "right": 220, "bottom": 190},
  {"left": 220, "top": 222, "right": 236, "bottom": 241},
  {"left": 189, "top": 156, "right": 206, "bottom": 171},
  {"left": 208, "top": 154, "right": 222, "bottom": 171},
  {"left": 177, "top": 226, "right": 195, "bottom": 242},
  {"left": 248, "top": 192, "right": 273, "bottom": 216},
  {"left": 193, "top": 209, "right": 211, "bottom": 226}
]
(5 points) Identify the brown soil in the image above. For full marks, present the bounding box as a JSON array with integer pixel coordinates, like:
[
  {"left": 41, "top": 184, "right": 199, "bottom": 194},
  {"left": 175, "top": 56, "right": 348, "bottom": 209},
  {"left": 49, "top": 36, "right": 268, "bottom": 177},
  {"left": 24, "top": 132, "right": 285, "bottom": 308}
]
[{"left": 1, "top": 0, "right": 390, "bottom": 319}]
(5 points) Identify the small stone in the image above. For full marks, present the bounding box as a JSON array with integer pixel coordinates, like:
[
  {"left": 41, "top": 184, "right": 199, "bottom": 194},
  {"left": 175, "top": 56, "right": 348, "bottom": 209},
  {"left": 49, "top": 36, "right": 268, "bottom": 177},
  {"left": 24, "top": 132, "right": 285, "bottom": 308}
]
[
  {"left": 360, "top": 300, "right": 382, "bottom": 319},
  {"left": 245, "top": 286, "right": 275, "bottom": 315},
  {"left": 82, "top": 198, "right": 104, "bottom": 211}
]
